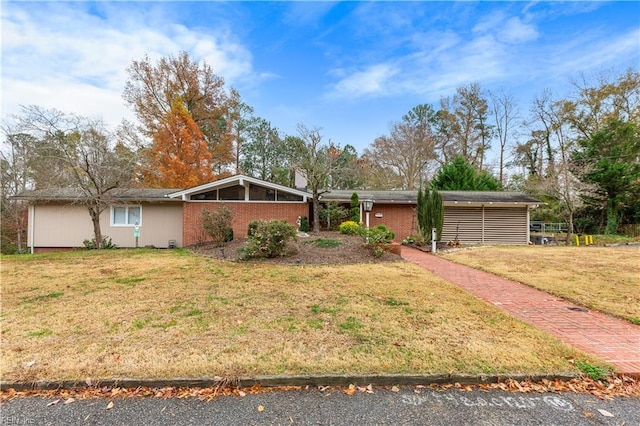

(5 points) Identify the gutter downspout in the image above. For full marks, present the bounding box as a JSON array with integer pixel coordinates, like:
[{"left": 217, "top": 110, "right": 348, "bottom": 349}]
[
  {"left": 29, "top": 204, "right": 35, "bottom": 254},
  {"left": 481, "top": 205, "right": 485, "bottom": 244}
]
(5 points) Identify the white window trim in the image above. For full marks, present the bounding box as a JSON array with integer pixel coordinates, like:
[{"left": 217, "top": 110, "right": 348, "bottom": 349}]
[{"left": 111, "top": 205, "right": 142, "bottom": 227}]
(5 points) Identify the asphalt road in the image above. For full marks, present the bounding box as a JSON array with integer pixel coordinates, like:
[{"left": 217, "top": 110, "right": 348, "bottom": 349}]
[{"left": 2, "top": 388, "right": 638, "bottom": 425}]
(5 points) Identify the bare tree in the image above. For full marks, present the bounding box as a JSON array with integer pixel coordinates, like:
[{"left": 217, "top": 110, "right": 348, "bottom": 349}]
[
  {"left": 290, "top": 125, "right": 345, "bottom": 233},
  {"left": 438, "top": 83, "right": 492, "bottom": 169},
  {"left": 0, "top": 126, "right": 38, "bottom": 252},
  {"left": 362, "top": 104, "right": 438, "bottom": 190},
  {"left": 14, "top": 106, "right": 136, "bottom": 248},
  {"left": 490, "top": 89, "right": 520, "bottom": 186}
]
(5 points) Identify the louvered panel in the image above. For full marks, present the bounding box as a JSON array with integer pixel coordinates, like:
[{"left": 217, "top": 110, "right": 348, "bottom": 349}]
[
  {"left": 484, "top": 207, "right": 528, "bottom": 245},
  {"left": 442, "top": 207, "right": 483, "bottom": 244}
]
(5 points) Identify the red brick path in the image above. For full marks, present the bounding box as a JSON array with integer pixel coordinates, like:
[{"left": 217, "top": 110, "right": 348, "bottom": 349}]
[{"left": 401, "top": 247, "right": 640, "bottom": 377}]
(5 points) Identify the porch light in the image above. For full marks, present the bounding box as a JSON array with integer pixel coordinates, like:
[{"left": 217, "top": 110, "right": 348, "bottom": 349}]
[{"left": 363, "top": 199, "right": 374, "bottom": 244}]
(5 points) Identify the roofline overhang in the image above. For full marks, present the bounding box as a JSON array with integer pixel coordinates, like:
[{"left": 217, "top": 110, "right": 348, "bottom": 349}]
[{"left": 168, "top": 174, "right": 312, "bottom": 201}]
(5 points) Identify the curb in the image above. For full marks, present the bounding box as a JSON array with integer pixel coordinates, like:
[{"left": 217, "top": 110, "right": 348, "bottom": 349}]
[{"left": 0, "top": 373, "right": 580, "bottom": 392}]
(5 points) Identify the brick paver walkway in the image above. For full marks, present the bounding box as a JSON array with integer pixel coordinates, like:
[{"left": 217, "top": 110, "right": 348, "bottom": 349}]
[{"left": 401, "top": 247, "right": 640, "bottom": 377}]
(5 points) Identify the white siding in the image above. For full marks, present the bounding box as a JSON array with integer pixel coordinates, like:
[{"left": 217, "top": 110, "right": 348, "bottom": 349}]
[{"left": 31, "top": 202, "right": 183, "bottom": 249}]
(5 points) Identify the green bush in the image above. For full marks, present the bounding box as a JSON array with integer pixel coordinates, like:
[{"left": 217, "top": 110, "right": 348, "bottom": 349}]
[
  {"left": 83, "top": 236, "right": 116, "bottom": 250},
  {"left": 299, "top": 216, "right": 310, "bottom": 233},
  {"left": 350, "top": 192, "right": 360, "bottom": 222},
  {"left": 202, "top": 205, "right": 233, "bottom": 247},
  {"left": 240, "top": 220, "right": 298, "bottom": 259},
  {"left": 319, "top": 201, "right": 348, "bottom": 230},
  {"left": 247, "top": 221, "right": 259, "bottom": 237},
  {"left": 339, "top": 220, "right": 361, "bottom": 235},
  {"left": 363, "top": 224, "right": 395, "bottom": 244}
]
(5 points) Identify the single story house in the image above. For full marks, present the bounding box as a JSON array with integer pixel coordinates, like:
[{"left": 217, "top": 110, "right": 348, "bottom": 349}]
[
  {"left": 321, "top": 190, "right": 541, "bottom": 245},
  {"left": 16, "top": 175, "right": 540, "bottom": 253}
]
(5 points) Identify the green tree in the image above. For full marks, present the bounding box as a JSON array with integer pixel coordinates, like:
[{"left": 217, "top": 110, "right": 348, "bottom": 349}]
[
  {"left": 240, "top": 118, "right": 293, "bottom": 186},
  {"left": 431, "top": 156, "right": 502, "bottom": 191},
  {"left": 573, "top": 119, "right": 640, "bottom": 233},
  {"left": 416, "top": 187, "right": 444, "bottom": 243},
  {"left": 350, "top": 192, "right": 360, "bottom": 222}
]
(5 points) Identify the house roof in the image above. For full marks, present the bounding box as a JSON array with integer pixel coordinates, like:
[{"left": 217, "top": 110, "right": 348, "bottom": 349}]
[
  {"left": 167, "top": 174, "right": 312, "bottom": 200},
  {"left": 320, "top": 190, "right": 540, "bottom": 206},
  {"left": 13, "top": 187, "right": 182, "bottom": 203}
]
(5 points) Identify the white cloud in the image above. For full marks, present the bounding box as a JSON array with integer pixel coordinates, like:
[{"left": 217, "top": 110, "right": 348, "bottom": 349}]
[
  {"left": 1, "top": 3, "right": 256, "bottom": 129},
  {"left": 327, "top": 64, "right": 400, "bottom": 99},
  {"left": 498, "top": 17, "right": 539, "bottom": 44}
]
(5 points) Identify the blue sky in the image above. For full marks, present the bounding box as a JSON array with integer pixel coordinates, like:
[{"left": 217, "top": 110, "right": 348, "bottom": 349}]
[{"left": 2, "top": 1, "right": 639, "bottom": 162}]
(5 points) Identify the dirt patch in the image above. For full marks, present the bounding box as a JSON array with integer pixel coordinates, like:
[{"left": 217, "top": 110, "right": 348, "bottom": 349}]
[{"left": 193, "top": 231, "right": 403, "bottom": 264}]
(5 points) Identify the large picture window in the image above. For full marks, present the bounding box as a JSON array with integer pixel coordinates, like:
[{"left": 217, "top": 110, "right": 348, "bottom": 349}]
[{"left": 112, "top": 205, "right": 142, "bottom": 226}]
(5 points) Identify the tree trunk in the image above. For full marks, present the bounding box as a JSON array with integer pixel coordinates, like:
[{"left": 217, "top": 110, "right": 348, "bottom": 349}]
[
  {"left": 565, "top": 210, "right": 574, "bottom": 245},
  {"left": 89, "top": 207, "right": 103, "bottom": 249},
  {"left": 606, "top": 200, "right": 618, "bottom": 235},
  {"left": 312, "top": 196, "right": 321, "bottom": 233}
]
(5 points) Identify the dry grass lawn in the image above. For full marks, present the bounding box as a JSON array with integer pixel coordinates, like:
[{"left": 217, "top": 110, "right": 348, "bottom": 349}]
[
  {"left": 442, "top": 246, "right": 640, "bottom": 323},
  {"left": 1, "top": 250, "right": 603, "bottom": 382}
]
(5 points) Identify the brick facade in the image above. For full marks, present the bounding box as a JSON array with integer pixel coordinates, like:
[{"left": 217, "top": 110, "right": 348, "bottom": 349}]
[
  {"left": 183, "top": 201, "right": 310, "bottom": 246},
  {"left": 366, "top": 204, "right": 417, "bottom": 241}
]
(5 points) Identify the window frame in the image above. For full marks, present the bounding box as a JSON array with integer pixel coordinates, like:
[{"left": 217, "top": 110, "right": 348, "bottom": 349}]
[{"left": 111, "top": 205, "right": 142, "bottom": 227}]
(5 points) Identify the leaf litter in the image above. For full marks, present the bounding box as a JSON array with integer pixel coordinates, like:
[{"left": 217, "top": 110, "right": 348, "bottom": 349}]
[{"left": 1, "top": 376, "right": 638, "bottom": 403}]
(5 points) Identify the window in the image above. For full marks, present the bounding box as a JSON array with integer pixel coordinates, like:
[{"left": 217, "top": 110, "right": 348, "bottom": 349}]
[
  {"left": 277, "top": 192, "right": 304, "bottom": 202},
  {"left": 219, "top": 185, "right": 244, "bottom": 200},
  {"left": 112, "top": 205, "right": 142, "bottom": 226}
]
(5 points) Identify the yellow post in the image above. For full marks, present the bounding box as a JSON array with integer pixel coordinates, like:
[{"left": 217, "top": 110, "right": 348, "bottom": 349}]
[
  {"left": 575, "top": 234, "right": 580, "bottom": 246},
  {"left": 589, "top": 235, "right": 594, "bottom": 245}
]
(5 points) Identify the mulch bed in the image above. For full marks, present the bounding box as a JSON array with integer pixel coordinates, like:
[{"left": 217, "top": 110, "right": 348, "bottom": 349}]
[{"left": 193, "top": 231, "right": 403, "bottom": 265}]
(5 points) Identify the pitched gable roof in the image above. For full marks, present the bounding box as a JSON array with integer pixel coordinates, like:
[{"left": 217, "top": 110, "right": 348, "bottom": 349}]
[{"left": 167, "top": 174, "right": 312, "bottom": 201}]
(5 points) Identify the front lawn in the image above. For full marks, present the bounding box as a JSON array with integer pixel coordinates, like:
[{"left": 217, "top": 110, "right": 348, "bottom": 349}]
[
  {"left": 441, "top": 246, "right": 640, "bottom": 324},
  {"left": 0, "top": 250, "right": 602, "bottom": 382}
]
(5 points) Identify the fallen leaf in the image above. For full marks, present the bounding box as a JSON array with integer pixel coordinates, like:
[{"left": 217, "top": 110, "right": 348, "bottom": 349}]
[
  {"left": 391, "top": 386, "right": 400, "bottom": 392},
  {"left": 344, "top": 384, "right": 356, "bottom": 396},
  {"left": 86, "top": 378, "right": 92, "bottom": 387},
  {"left": 47, "top": 399, "right": 61, "bottom": 407},
  {"left": 238, "top": 391, "right": 246, "bottom": 397},
  {"left": 583, "top": 411, "right": 595, "bottom": 419},
  {"left": 23, "top": 360, "right": 36, "bottom": 368},
  {"left": 106, "top": 401, "right": 114, "bottom": 410},
  {"left": 64, "top": 398, "right": 75, "bottom": 404},
  {"left": 597, "top": 409, "right": 614, "bottom": 417},
  {"left": 257, "top": 405, "right": 264, "bottom": 412}
]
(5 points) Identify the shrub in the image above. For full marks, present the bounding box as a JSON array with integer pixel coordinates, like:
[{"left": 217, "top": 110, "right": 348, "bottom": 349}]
[
  {"left": 370, "top": 245, "right": 385, "bottom": 258},
  {"left": 363, "top": 224, "right": 395, "bottom": 244},
  {"left": 247, "top": 221, "right": 259, "bottom": 237},
  {"left": 339, "top": 220, "right": 361, "bottom": 235},
  {"left": 240, "top": 220, "right": 298, "bottom": 259},
  {"left": 298, "top": 216, "right": 310, "bottom": 233},
  {"left": 202, "top": 205, "right": 233, "bottom": 247},
  {"left": 319, "top": 201, "right": 348, "bottom": 230},
  {"left": 83, "top": 236, "right": 116, "bottom": 250},
  {"left": 350, "top": 192, "right": 360, "bottom": 222}
]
